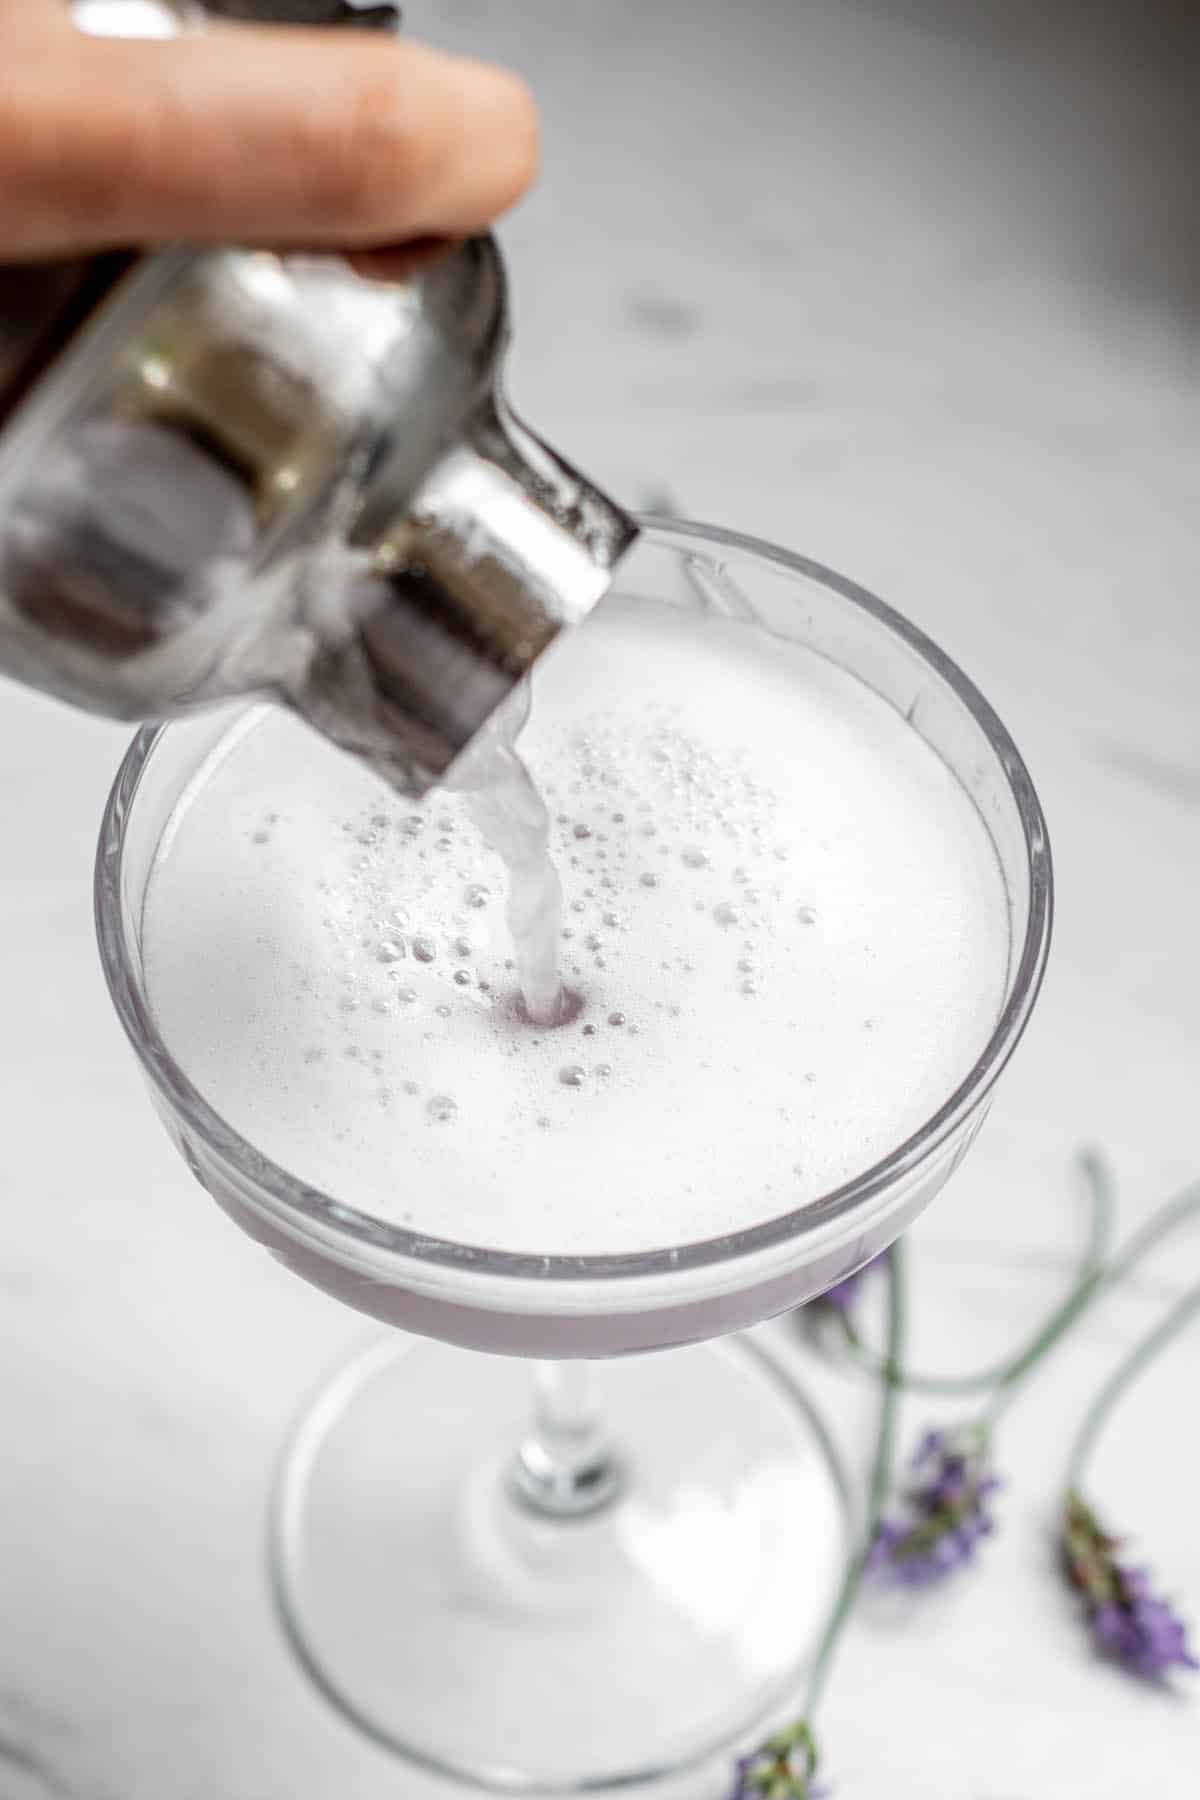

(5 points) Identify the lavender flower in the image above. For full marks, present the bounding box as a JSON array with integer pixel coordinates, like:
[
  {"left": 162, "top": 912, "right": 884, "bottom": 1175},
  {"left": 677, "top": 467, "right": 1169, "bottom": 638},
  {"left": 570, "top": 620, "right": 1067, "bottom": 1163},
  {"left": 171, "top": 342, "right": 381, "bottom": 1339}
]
[
  {"left": 869, "top": 1425, "right": 1000, "bottom": 1585},
  {"left": 809, "top": 1249, "right": 889, "bottom": 1328},
  {"left": 1060, "top": 1492, "right": 1198, "bottom": 1680},
  {"left": 730, "top": 1722, "right": 825, "bottom": 1800}
]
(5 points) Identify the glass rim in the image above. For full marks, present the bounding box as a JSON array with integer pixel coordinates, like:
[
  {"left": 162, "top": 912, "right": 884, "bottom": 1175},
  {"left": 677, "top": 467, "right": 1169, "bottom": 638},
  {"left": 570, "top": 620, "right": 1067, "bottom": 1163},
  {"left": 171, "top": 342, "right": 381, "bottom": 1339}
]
[{"left": 94, "top": 517, "right": 1053, "bottom": 1285}]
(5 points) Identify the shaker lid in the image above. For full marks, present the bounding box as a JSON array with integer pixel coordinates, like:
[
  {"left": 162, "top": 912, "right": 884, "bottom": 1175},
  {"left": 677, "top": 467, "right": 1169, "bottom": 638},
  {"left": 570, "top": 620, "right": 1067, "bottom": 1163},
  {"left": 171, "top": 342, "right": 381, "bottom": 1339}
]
[{"left": 295, "top": 237, "right": 639, "bottom": 794}]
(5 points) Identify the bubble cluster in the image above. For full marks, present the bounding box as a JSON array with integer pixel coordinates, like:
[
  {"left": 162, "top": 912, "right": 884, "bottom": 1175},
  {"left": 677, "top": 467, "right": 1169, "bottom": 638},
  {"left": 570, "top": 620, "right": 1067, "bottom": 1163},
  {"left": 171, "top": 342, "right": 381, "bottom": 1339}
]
[
  {"left": 278, "top": 673, "right": 830, "bottom": 1139},
  {"left": 141, "top": 588, "right": 1018, "bottom": 1267}
]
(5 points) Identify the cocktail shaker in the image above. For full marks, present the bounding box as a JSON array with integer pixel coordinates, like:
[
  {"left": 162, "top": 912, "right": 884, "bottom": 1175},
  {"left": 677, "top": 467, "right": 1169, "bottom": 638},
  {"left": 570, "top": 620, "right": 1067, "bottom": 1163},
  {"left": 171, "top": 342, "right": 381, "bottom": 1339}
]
[{"left": 0, "top": 0, "right": 636, "bottom": 793}]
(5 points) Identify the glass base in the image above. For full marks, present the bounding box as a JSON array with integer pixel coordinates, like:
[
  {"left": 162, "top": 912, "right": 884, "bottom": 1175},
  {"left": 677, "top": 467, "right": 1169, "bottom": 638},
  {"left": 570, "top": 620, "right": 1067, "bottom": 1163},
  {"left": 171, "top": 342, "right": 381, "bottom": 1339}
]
[{"left": 269, "top": 1334, "right": 850, "bottom": 1793}]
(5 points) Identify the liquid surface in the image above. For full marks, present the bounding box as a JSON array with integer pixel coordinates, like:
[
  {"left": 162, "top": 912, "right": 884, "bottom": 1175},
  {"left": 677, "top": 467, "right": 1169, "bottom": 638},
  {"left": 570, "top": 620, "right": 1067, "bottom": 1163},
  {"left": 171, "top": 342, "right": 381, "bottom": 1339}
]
[{"left": 144, "top": 597, "right": 1011, "bottom": 1256}]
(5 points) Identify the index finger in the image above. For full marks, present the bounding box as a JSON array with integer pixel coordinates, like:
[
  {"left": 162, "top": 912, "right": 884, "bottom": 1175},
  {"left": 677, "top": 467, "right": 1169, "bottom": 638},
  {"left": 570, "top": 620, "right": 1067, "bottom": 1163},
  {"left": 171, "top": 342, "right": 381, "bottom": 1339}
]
[{"left": 0, "top": 21, "right": 539, "bottom": 258}]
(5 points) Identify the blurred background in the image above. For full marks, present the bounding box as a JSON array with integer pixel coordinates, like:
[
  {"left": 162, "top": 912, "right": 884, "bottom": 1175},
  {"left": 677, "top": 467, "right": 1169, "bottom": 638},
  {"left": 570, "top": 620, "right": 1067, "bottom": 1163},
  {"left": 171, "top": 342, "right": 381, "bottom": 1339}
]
[{"left": 1, "top": 2, "right": 1198, "bottom": 1795}]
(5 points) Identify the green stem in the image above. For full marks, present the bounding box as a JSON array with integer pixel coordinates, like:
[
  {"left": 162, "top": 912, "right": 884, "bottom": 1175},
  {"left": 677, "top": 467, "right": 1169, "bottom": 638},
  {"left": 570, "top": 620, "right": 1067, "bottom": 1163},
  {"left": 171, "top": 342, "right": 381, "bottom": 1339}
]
[
  {"left": 833, "top": 1150, "right": 1117, "bottom": 1397},
  {"left": 1064, "top": 1281, "right": 1200, "bottom": 1497},
  {"left": 1100, "top": 1175, "right": 1200, "bottom": 1282},
  {"left": 984, "top": 1170, "right": 1200, "bottom": 1428},
  {"left": 832, "top": 1161, "right": 1200, "bottom": 1428},
  {"left": 802, "top": 1238, "right": 907, "bottom": 1720}
]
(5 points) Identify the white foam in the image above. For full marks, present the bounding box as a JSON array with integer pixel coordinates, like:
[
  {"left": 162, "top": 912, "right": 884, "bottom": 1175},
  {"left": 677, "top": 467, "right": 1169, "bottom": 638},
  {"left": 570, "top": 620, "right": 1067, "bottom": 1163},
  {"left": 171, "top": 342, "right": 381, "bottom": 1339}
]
[{"left": 143, "top": 596, "right": 1011, "bottom": 1255}]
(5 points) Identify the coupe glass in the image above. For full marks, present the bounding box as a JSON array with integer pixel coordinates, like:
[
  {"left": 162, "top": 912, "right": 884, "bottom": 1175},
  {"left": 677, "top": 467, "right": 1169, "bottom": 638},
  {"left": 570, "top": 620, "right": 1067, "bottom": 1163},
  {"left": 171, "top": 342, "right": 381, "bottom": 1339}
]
[{"left": 95, "top": 521, "right": 1052, "bottom": 1793}]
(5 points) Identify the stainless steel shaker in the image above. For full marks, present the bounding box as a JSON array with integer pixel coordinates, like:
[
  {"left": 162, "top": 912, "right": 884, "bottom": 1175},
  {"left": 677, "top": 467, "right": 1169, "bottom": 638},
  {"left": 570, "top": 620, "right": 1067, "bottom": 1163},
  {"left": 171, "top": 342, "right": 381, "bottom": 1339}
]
[{"left": 0, "top": 0, "right": 637, "bottom": 793}]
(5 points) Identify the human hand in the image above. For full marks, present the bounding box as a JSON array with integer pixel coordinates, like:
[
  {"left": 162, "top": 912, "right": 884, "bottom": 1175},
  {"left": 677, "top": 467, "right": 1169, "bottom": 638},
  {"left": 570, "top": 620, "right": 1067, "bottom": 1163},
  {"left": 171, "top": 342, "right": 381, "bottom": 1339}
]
[{"left": 0, "top": 3, "right": 539, "bottom": 265}]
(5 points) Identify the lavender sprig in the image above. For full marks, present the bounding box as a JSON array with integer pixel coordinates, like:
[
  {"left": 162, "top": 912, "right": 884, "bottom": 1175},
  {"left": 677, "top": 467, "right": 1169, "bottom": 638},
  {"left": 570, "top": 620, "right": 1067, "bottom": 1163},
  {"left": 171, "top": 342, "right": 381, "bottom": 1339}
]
[
  {"left": 1059, "top": 1280, "right": 1200, "bottom": 1682},
  {"left": 732, "top": 1722, "right": 823, "bottom": 1800},
  {"left": 1061, "top": 1492, "right": 1197, "bottom": 1680},
  {"left": 735, "top": 1167, "right": 1200, "bottom": 1798},
  {"left": 832, "top": 1163, "right": 1200, "bottom": 1593},
  {"left": 870, "top": 1424, "right": 1000, "bottom": 1585},
  {"left": 727, "top": 1243, "right": 908, "bottom": 1799}
]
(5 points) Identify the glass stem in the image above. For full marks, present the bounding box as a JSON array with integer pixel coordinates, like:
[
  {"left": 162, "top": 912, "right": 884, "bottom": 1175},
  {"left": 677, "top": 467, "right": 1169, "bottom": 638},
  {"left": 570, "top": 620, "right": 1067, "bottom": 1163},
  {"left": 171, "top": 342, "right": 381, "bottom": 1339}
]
[{"left": 509, "top": 1361, "right": 625, "bottom": 1519}]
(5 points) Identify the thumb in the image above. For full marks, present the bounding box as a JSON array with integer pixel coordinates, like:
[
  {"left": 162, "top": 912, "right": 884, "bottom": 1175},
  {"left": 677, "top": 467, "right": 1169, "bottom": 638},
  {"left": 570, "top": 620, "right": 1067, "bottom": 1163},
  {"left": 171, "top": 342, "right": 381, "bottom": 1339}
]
[{"left": 0, "top": 20, "right": 539, "bottom": 258}]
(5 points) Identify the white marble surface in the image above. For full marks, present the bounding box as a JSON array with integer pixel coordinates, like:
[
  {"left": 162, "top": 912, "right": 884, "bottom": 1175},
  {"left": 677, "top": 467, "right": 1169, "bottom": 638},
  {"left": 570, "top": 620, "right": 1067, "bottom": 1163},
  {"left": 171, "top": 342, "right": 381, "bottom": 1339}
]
[{"left": 2, "top": 1, "right": 1199, "bottom": 1794}]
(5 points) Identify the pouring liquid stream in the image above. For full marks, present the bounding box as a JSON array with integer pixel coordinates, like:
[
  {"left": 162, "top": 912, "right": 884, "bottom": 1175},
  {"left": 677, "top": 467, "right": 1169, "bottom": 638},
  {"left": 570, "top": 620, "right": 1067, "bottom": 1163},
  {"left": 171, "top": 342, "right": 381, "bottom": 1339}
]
[{"left": 446, "top": 681, "right": 569, "bottom": 1029}]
